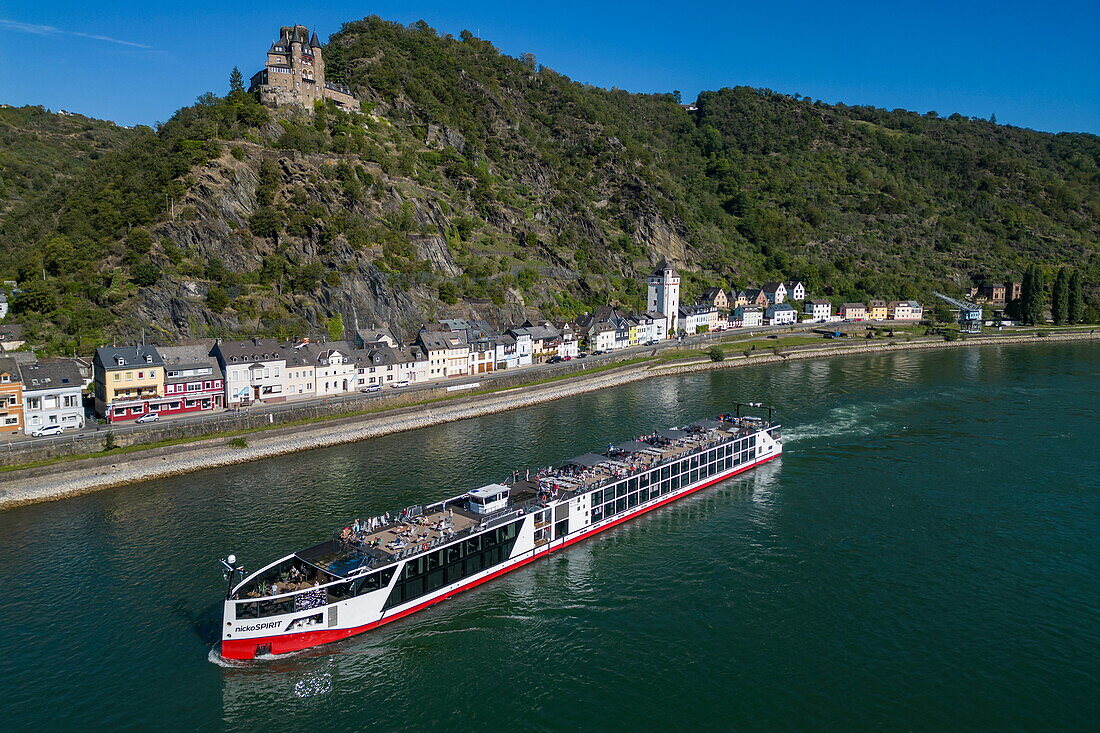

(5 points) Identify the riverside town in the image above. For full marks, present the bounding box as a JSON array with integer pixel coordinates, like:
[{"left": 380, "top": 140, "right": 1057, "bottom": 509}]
[{"left": 0, "top": 261, "right": 937, "bottom": 435}]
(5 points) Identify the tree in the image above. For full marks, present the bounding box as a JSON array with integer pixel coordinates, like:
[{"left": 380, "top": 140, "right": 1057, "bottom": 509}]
[
  {"left": 229, "top": 67, "right": 244, "bottom": 97},
  {"left": 438, "top": 281, "right": 459, "bottom": 304},
  {"left": 1051, "top": 269, "right": 1068, "bottom": 324},
  {"left": 249, "top": 207, "right": 281, "bottom": 238},
  {"left": 131, "top": 259, "right": 160, "bottom": 287},
  {"left": 932, "top": 302, "right": 954, "bottom": 325},
  {"left": 707, "top": 346, "right": 724, "bottom": 362},
  {"left": 12, "top": 280, "right": 58, "bottom": 314},
  {"left": 1067, "top": 270, "right": 1084, "bottom": 324},
  {"left": 1020, "top": 264, "right": 1047, "bottom": 326}
]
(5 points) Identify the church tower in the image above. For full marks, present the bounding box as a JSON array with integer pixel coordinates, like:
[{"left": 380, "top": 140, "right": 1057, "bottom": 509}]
[{"left": 647, "top": 259, "right": 680, "bottom": 337}]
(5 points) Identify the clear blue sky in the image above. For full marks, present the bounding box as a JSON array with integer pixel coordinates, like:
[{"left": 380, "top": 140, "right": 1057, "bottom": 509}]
[{"left": 2, "top": 0, "right": 1097, "bottom": 133}]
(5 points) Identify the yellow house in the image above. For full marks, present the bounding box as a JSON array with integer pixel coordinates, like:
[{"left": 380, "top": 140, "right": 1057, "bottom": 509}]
[
  {"left": 93, "top": 346, "right": 165, "bottom": 421},
  {"left": 867, "top": 300, "right": 889, "bottom": 320}
]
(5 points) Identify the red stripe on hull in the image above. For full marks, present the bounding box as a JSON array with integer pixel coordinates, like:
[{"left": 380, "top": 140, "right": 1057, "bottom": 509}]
[{"left": 221, "top": 452, "right": 779, "bottom": 660}]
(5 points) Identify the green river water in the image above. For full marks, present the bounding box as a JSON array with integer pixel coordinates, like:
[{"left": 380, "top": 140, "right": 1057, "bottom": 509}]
[{"left": 0, "top": 341, "right": 1096, "bottom": 731}]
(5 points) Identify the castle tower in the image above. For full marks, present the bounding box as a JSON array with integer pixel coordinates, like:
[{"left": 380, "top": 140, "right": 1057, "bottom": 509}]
[
  {"left": 249, "top": 25, "right": 360, "bottom": 112},
  {"left": 647, "top": 259, "right": 680, "bottom": 336}
]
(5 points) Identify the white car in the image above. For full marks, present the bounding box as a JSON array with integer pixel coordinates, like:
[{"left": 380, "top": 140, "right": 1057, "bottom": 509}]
[
  {"left": 392, "top": 380, "right": 410, "bottom": 388},
  {"left": 30, "top": 424, "right": 64, "bottom": 437},
  {"left": 361, "top": 384, "right": 382, "bottom": 393},
  {"left": 135, "top": 412, "right": 160, "bottom": 424}
]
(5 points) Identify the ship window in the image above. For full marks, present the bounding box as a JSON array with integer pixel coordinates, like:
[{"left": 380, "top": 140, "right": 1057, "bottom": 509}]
[
  {"left": 690, "top": 469, "right": 699, "bottom": 484},
  {"left": 592, "top": 507, "right": 603, "bottom": 522},
  {"left": 426, "top": 550, "right": 443, "bottom": 572},
  {"left": 446, "top": 545, "right": 462, "bottom": 564},
  {"left": 661, "top": 466, "right": 670, "bottom": 480},
  {"left": 615, "top": 483, "right": 626, "bottom": 499},
  {"left": 445, "top": 563, "right": 464, "bottom": 584},
  {"left": 628, "top": 492, "right": 640, "bottom": 508},
  {"left": 639, "top": 472, "right": 650, "bottom": 488},
  {"left": 591, "top": 489, "right": 603, "bottom": 505},
  {"left": 615, "top": 498, "right": 626, "bottom": 513}
]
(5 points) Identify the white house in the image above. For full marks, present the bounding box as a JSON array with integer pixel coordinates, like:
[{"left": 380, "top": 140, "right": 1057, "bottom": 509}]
[
  {"left": 19, "top": 360, "right": 85, "bottom": 433},
  {"left": 765, "top": 303, "right": 798, "bottom": 326},
  {"left": 803, "top": 299, "right": 833, "bottom": 322},
  {"left": 679, "top": 305, "right": 720, "bottom": 334},
  {"left": 354, "top": 346, "right": 426, "bottom": 386},
  {"left": 761, "top": 282, "right": 787, "bottom": 305},
  {"left": 417, "top": 330, "right": 470, "bottom": 379},
  {"left": 213, "top": 338, "right": 287, "bottom": 405},
  {"left": 591, "top": 322, "right": 617, "bottom": 352},
  {"left": 556, "top": 322, "right": 580, "bottom": 358},
  {"left": 282, "top": 343, "right": 316, "bottom": 398},
  {"left": 493, "top": 334, "right": 522, "bottom": 370},
  {"left": 647, "top": 259, "right": 680, "bottom": 336},
  {"left": 888, "top": 300, "right": 924, "bottom": 321},
  {"left": 784, "top": 281, "right": 806, "bottom": 301},
  {"left": 733, "top": 305, "right": 763, "bottom": 328},
  {"left": 312, "top": 344, "right": 358, "bottom": 395},
  {"left": 0, "top": 293, "right": 8, "bottom": 320}
]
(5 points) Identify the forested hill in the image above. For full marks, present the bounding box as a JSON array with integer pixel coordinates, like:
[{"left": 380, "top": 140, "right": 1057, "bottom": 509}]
[
  {"left": 0, "top": 16, "right": 1097, "bottom": 353},
  {"left": 0, "top": 105, "right": 136, "bottom": 215}
]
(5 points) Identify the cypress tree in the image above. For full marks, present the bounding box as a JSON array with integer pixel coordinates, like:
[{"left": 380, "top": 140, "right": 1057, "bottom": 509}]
[
  {"left": 1020, "top": 266, "right": 1034, "bottom": 324},
  {"left": 1067, "top": 270, "right": 1084, "bottom": 324},
  {"left": 1020, "top": 265, "right": 1045, "bottom": 325},
  {"left": 1026, "top": 266, "right": 1047, "bottom": 325},
  {"left": 1051, "top": 268, "right": 1068, "bottom": 324}
]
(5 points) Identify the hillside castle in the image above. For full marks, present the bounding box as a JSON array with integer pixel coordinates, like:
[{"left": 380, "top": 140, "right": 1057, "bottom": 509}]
[{"left": 248, "top": 25, "right": 360, "bottom": 112}]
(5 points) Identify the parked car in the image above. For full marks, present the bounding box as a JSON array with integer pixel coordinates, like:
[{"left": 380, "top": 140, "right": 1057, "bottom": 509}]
[
  {"left": 361, "top": 384, "right": 382, "bottom": 393},
  {"left": 135, "top": 412, "right": 159, "bottom": 424},
  {"left": 562, "top": 355, "right": 572, "bottom": 361},
  {"left": 645, "top": 339, "right": 660, "bottom": 346},
  {"left": 547, "top": 356, "right": 563, "bottom": 364},
  {"left": 392, "top": 380, "right": 411, "bottom": 388},
  {"left": 30, "top": 424, "right": 64, "bottom": 438},
  {"left": 577, "top": 352, "right": 588, "bottom": 359},
  {"left": 591, "top": 350, "right": 606, "bottom": 356}
]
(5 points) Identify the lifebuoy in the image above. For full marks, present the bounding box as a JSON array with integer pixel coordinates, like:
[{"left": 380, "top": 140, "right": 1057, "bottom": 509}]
[{"left": 421, "top": 542, "right": 430, "bottom": 552}]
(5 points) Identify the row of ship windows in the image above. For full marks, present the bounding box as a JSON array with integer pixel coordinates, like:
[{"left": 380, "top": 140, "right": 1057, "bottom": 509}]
[
  {"left": 590, "top": 450, "right": 756, "bottom": 522},
  {"left": 384, "top": 520, "right": 522, "bottom": 608},
  {"left": 588, "top": 438, "right": 755, "bottom": 507}
]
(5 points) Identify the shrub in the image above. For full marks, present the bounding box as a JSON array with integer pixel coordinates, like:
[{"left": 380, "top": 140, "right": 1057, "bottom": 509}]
[
  {"left": 226, "top": 437, "right": 248, "bottom": 449},
  {"left": 206, "top": 285, "right": 229, "bottom": 313},
  {"left": 707, "top": 346, "right": 724, "bottom": 362}
]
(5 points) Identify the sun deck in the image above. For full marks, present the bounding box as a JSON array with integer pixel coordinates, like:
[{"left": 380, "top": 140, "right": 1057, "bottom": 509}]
[{"left": 505, "top": 416, "right": 774, "bottom": 501}]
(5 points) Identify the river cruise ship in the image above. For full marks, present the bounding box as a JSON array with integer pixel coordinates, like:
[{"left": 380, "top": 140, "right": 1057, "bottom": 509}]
[{"left": 219, "top": 406, "right": 782, "bottom": 659}]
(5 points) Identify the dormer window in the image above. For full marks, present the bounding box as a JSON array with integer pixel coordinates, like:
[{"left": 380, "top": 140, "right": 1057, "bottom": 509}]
[
  {"left": 115, "top": 356, "right": 125, "bottom": 366},
  {"left": 144, "top": 355, "right": 153, "bottom": 364}
]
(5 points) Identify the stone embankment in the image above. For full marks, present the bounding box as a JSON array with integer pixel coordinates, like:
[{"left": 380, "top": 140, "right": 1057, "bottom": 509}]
[{"left": 1, "top": 331, "right": 1094, "bottom": 509}]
